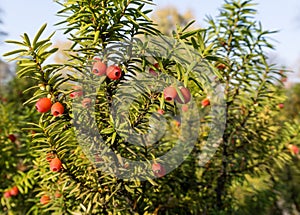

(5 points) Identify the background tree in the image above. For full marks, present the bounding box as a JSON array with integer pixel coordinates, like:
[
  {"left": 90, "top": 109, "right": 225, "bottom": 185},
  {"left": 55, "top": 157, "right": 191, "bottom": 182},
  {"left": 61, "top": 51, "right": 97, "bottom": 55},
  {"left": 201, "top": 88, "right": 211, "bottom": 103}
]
[
  {"left": 0, "top": 7, "right": 13, "bottom": 99},
  {"left": 0, "top": 8, "right": 7, "bottom": 41},
  {"left": 151, "top": 6, "right": 195, "bottom": 35},
  {"left": 0, "top": 65, "right": 39, "bottom": 213},
  {"left": 52, "top": 40, "right": 72, "bottom": 65}
]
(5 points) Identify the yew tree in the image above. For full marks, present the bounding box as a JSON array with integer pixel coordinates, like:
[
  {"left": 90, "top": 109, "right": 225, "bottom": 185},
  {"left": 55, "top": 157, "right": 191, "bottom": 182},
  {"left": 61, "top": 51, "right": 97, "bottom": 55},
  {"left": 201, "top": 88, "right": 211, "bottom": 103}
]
[{"left": 1, "top": 0, "right": 297, "bottom": 214}]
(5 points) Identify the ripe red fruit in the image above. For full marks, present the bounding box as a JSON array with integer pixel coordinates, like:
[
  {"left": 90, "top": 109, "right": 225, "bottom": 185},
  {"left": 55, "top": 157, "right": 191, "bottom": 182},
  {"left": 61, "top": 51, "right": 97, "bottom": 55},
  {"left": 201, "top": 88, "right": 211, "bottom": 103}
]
[
  {"left": 157, "top": 109, "right": 164, "bottom": 115},
  {"left": 163, "top": 86, "right": 178, "bottom": 101},
  {"left": 152, "top": 163, "right": 162, "bottom": 172},
  {"left": 152, "top": 163, "right": 166, "bottom": 178},
  {"left": 50, "top": 157, "right": 62, "bottom": 172},
  {"left": 4, "top": 191, "right": 11, "bottom": 198},
  {"left": 175, "top": 87, "right": 191, "bottom": 104},
  {"left": 70, "top": 91, "right": 83, "bottom": 99},
  {"left": 149, "top": 63, "right": 159, "bottom": 76},
  {"left": 92, "top": 59, "right": 107, "bottom": 76},
  {"left": 70, "top": 86, "right": 83, "bottom": 99},
  {"left": 201, "top": 98, "right": 210, "bottom": 107},
  {"left": 82, "top": 98, "right": 92, "bottom": 108},
  {"left": 54, "top": 192, "right": 62, "bottom": 198},
  {"left": 216, "top": 63, "right": 226, "bottom": 70},
  {"left": 40, "top": 195, "right": 50, "bottom": 205},
  {"left": 174, "top": 120, "right": 181, "bottom": 127},
  {"left": 36, "top": 98, "right": 52, "bottom": 113},
  {"left": 10, "top": 186, "right": 19, "bottom": 196},
  {"left": 288, "top": 144, "right": 299, "bottom": 155},
  {"left": 51, "top": 102, "right": 65, "bottom": 117},
  {"left": 278, "top": 103, "right": 284, "bottom": 109},
  {"left": 106, "top": 65, "right": 122, "bottom": 80},
  {"left": 182, "top": 105, "right": 189, "bottom": 112},
  {"left": 8, "top": 134, "right": 16, "bottom": 142}
]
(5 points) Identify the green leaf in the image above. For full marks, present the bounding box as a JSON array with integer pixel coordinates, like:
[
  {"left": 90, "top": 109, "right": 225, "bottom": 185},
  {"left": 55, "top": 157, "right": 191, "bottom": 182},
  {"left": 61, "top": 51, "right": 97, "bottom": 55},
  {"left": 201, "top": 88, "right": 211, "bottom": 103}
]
[
  {"left": 3, "top": 49, "right": 28, "bottom": 57},
  {"left": 33, "top": 23, "right": 47, "bottom": 48},
  {"left": 22, "top": 33, "right": 31, "bottom": 47},
  {"left": 5, "top": 40, "right": 25, "bottom": 46}
]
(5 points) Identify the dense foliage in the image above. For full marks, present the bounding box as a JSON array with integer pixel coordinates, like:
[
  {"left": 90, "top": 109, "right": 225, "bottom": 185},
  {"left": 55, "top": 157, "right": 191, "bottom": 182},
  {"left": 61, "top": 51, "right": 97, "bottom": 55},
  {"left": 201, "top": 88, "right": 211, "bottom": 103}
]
[{"left": 1, "top": 0, "right": 299, "bottom": 214}]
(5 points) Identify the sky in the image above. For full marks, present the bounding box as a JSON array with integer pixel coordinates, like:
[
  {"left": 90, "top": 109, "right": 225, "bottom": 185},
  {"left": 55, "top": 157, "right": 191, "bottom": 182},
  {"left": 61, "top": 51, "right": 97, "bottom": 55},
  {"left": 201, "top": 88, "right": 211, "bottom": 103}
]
[{"left": 0, "top": 0, "right": 300, "bottom": 77}]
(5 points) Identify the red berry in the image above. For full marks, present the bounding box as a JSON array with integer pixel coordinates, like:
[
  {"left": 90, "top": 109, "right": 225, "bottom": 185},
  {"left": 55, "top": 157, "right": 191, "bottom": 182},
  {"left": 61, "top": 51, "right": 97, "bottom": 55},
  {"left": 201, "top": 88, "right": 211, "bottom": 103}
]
[
  {"left": 36, "top": 98, "right": 52, "bottom": 113},
  {"left": 92, "top": 59, "right": 107, "bottom": 76},
  {"left": 182, "top": 105, "right": 188, "bottom": 112},
  {"left": 216, "top": 63, "right": 226, "bottom": 70},
  {"left": 293, "top": 146, "right": 299, "bottom": 154},
  {"left": 163, "top": 86, "right": 177, "bottom": 101},
  {"left": 156, "top": 167, "right": 166, "bottom": 177},
  {"left": 149, "top": 63, "right": 159, "bottom": 76},
  {"left": 278, "top": 103, "right": 284, "bottom": 109},
  {"left": 70, "top": 86, "right": 83, "bottom": 99},
  {"left": 201, "top": 98, "right": 210, "bottom": 107},
  {"left": 174, "top": 120, "right": 181, "bottom": 127},
  {"left": 10, "top": 186, "right": 19, "bottom": 196},
  {"left": 152, "top": 163, "right": 161, "bottom": 172},
  {"left": 51, "top": 102, "right": 65, "bottom": 117},
  {"left": 157, "top": 109, "right": 164, "bottom": 115},
  {"left": 40, "top": 195, "right": 50, "bottom": 205},
  {"left": 82, "top": 98, "right": 92, "bottom": 108},
  {"left": 288, "top": 144, "right": 299, "bottom": 155},
  {"left": 70, "top": 91, "right": 83, "bottom": 99},
  {"left": 50, "top": 157, "right": 62, "bottom": 172},
  {"left": 106, "top": 65, "right": 122, "bottom": 80},
  {"left": 8, "top": 134, "right": 16, "bottom": 142},
  {"left": 175, "top": 87, "right": 191, "bottom": 104},
  {"left": 54, "top": 192, "right": 62, "bottom": 198},
  {"left": 4, "top": 191, "right": 11, "bottom": 198},
  {"left": 152, "top": 163, "right": 166, "bottom": 178}
]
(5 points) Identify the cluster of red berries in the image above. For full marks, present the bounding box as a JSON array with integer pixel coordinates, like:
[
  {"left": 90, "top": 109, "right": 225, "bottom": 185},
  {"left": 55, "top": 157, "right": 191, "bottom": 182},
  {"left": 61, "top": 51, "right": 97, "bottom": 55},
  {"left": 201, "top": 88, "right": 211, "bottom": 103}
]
[
  {"left": 92, "top": 57, "right": 122, "bottom": 80},
  {"left": 162, "top": 85, "right": 210, "bottom": 108},
  {"left": 163, "top": 86, "right": 191, "bottom": 104},
  {"left": 3, "top": 186, "right": 19, "bottom": 198},
  {"left": 35, "top": 98, "right": 64, "bottom": 117},
  {"left": 69, "top": 86, "right": 92, "bottom": 108},
  {"left": 69, "top": 86, "right": 83, "bottom": 99},
  {"left": 157, "top": 86, "right": 210, "bottom": 126}
]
